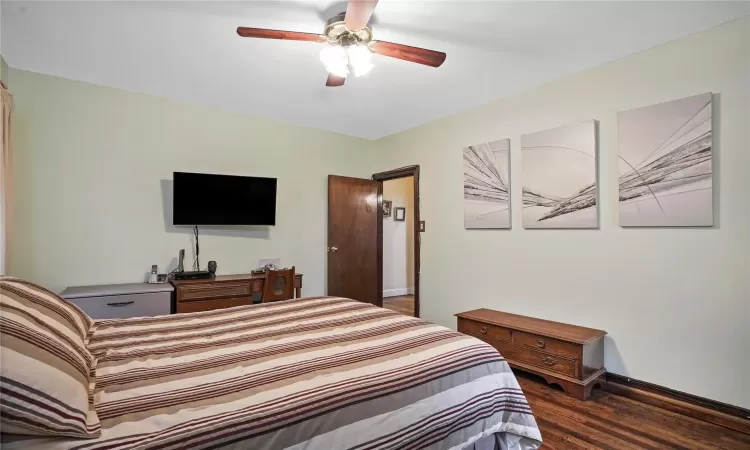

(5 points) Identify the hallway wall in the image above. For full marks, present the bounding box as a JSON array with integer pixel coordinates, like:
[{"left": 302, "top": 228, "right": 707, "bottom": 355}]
[{"left": 382, "top": 177, "right": 415, "bottom": 297}]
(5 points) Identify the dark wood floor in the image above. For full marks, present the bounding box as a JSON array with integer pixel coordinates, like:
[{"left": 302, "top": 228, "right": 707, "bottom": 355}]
[
  {"left": 380, "top": 299, "right": 749, "bottom": 447},
  {"left": 382, "top": 295, "right": 415, "bottom": 316},
  {"left": 517, "top": 372, "right": 750, "bottom": 449}
]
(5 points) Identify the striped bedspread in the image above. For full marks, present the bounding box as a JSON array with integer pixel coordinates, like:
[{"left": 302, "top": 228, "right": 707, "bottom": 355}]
[{"left": 3, "top": 297, "right": 542, "bottom": 450}]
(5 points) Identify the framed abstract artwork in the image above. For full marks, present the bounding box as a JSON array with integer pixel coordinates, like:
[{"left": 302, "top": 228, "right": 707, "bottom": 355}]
[
  {"left": 463, "top": 139, "right": 510, "bottom": 229},
  {"left": 618, "top": 93, "right": 713, "bottom": 226},
  {"left": 521, "top": 121, "right": 598, "bottom": 228}
]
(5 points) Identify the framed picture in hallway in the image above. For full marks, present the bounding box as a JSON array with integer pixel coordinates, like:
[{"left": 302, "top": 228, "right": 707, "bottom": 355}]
[
  {"left": 394, "top": 207, "right": 406, "bottom": 222},
  {"left": 382, "top": 200, "right": 392, "bottom": 217}
]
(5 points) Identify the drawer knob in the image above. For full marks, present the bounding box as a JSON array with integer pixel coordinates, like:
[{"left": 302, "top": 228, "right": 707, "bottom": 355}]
[
  {"left": 542, "top": 356, "right": 557, "bottom": 366},
  {"left": 536, "top": 339, "right": 545, "bottom": 348},
  {"left": 479, "top": 326, "right": 488, "bottom": 335}
]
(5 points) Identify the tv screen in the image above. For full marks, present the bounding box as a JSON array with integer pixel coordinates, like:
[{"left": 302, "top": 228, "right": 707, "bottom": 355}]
[{"left": 173, "top": 172, "right": 277, "bottom": 225}]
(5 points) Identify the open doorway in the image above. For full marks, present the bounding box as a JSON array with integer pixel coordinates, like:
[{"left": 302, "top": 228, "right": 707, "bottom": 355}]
[{"left": 373, "top": 166, "right": 420, "bottom": 317}]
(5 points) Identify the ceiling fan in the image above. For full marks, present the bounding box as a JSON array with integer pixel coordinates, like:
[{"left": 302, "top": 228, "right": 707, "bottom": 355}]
[{"left": 236, "top": 0, "right": 446, "bottom": 87}]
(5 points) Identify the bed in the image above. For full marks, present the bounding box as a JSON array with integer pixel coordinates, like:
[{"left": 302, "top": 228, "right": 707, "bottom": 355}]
[{"left": 1, "top": 287, "right": 541, "bottom": 449}]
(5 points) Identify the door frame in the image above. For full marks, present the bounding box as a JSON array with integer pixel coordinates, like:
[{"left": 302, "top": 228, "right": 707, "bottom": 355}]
[{"left": 372, "top": 166, "right": 420, "bottom": 317}]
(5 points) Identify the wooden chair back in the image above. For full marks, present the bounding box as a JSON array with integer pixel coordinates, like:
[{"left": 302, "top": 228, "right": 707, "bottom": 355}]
[{"left": 262, "top": 266, "right": 295, "bottom": 302}]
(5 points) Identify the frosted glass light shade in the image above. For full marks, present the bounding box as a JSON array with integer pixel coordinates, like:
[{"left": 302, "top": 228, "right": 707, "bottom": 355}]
[
  {"left": 320, "top": 45, "right": 349, "bottom": 78},
  {"left": 347, "top": 45, "right": 374, "bottom": 77}
]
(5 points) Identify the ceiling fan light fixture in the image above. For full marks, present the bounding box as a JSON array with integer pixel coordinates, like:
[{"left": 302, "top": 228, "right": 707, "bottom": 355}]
[
  {"left": 348, "top": 44, "right": 374, "bottom": 77},
  {"left": 320, "top": 44, "right": 349, "bottom": 78},
  {"left": 237, "top": 1, "right": 447, "bottom": 88}
]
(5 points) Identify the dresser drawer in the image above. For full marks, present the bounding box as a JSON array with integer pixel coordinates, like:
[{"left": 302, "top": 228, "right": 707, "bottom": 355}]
[
  {"left": 67, "top": 292, "right": 171, "bottom": 320},
  {"left": 513, "top": 331, "right": 580, "bottom": 359},
  {"left": 178, "top": 282, "right": 251, "bottom": 301},
  {"left": 176, "top": 297, "right": 253, "bottom": 314},
  {"left": 458, "top": 318, "right": 511, "bottom": 342},
  {"left": 484, "top": 338, "right": 577, "bottom": 378}
]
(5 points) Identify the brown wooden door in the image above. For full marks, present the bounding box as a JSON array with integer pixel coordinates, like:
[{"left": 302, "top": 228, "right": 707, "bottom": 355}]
[{"left": 328, "top": 175, "right": 381, "bottom": 306}]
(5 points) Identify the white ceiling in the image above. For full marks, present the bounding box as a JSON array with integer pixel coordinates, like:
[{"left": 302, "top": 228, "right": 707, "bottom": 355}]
[{"left": 2, "top": 1, "right": 748, "bottom": 139}]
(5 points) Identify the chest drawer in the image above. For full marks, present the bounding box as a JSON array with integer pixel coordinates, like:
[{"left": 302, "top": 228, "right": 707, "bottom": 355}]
[
  {"left": 513, "top": 331, "right": 580, "bottom": 359},
  {"left": 483, "top": 338, "right": 577, "bottom": 378},
  {"left": 67, "top": 292, "right": 171, "bottom": 320},
  {"left": 178, "top": 282, "right": 251, "bottom": 301},
  {"left": 458, "top": 318, "right": 511, "bottom": 342}
]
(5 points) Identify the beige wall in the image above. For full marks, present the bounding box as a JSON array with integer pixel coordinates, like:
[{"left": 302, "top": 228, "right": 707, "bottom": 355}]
[
  {"left": 382, "top": 177, "right": 414, "bottom": 296},
  {"left": 7, "top": 16, "right": 749, "bottom": 407},
  {"left": 1, "top": 55, "right": 8, "bottom": 85},
  {"left": 374, "top": 17, "right": 750, "bottom": 407},
  {"left": 8, "top": 69, "right": 375, "bottom": 295}
]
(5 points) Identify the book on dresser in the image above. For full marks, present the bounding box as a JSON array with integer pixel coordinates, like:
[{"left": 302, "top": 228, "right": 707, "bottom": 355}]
[{"left": 456, "top": 308, "right": 607, "bottom": 400}]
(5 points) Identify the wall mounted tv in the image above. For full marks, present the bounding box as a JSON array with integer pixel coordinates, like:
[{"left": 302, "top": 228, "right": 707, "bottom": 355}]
[{"left": 173, "top": 172, "right": 277, "bottom": 225}]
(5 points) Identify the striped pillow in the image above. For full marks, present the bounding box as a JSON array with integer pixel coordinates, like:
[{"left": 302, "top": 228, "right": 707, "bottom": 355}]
[{"left": 0, "top": 277, "right": 100, "bottom": 438}]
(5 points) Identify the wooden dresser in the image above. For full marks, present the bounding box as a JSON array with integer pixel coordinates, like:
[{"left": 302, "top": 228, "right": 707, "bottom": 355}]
[
  {"left": 171, "top": 273, "right": 303, "bottom": 314},
  {"left": 456, "top": 309, "right": 606, "bottom": 400}
]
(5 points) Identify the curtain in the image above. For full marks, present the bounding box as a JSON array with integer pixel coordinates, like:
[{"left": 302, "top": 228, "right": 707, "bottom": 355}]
[{"left": 0, "top": 82, "right": 14, "bottom": 275}]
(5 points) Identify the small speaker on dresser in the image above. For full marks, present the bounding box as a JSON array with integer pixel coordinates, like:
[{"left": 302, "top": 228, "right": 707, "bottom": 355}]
[{"left": 207, "top": 261, "right": 217, "bottom": 276}]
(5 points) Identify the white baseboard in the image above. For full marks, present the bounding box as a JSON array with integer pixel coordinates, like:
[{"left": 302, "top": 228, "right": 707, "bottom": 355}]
[{"left": 383, "top": 288, "right": 414, "bottom": 297}]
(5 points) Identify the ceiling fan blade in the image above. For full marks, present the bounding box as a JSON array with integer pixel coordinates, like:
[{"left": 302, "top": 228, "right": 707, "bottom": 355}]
[
  {"left": 326, "top": 74, "right": 346, "bottom": 87},
  {"left": 369, "top": 41, "right": 446, "bottom": 68},
  {"left": 236, "top": 27, "right": 323, "bottom": 42},
  {"left": 344, "top": 0, "right": 378, "bottom": 31}
]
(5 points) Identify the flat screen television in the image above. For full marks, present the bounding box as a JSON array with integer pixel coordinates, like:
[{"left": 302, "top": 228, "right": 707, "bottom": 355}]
[{"left": 173, "top": 172, "right": 277, "bottom": 225}]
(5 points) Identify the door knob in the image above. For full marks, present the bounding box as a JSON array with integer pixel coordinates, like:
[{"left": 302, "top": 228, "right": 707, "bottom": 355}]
[{"left": 328, "top": 246, "right": 338, "bottom": 252}]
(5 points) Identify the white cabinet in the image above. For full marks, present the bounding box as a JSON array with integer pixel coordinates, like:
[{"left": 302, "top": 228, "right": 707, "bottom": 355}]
[{"left": 61, "top": 283, "right": 173, "bottom": 320}]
